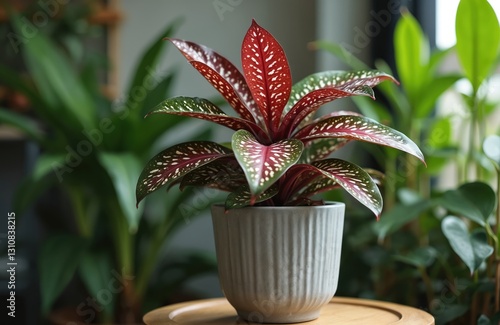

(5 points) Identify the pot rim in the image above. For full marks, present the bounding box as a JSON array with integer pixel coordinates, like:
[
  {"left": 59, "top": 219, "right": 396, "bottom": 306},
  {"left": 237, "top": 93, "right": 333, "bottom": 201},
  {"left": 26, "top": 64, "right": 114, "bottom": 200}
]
[{"left": 212, "top": 201, "right": 345, "bottom": 211}]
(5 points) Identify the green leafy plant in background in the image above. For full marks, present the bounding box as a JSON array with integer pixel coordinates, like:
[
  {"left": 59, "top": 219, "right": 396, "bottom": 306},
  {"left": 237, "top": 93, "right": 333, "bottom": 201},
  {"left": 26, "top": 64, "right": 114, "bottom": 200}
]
[
  {"left": 313, "top": 0, "right": 500, "bottom": 324},
  {"left": 0, "top": 12, "right": 217, "bottom": 324}
]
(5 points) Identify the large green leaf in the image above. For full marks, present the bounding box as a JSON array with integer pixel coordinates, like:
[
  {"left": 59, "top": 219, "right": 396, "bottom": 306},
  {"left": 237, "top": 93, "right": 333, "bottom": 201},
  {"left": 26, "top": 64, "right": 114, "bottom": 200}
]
[
  {"left": 98, "top": 152, "right": 144, "bottom": 232},
  {"left": 136, "top": 141, "right": 232, "bottom": 205},
  {"left": 394, "top": 247, "right": 437, "bottom": 268},
  {"left": 456, "top": 0, "right": 500, "bottom": 91},
  {"left": 125, "top": 19, "right": 182, "bottom": 115},
  {"left": 11, "top": 14, "right": 96, "bottom": 132},
  {"left": 395, "top": 10, "right": 429, "bottom": 102},
  {"left": 439, "top": 182, "right": 496, "bottom": 226},
  {"left": 441, "top": 216, "right": 494, "bottom": 274},
  {"left": 373, "top": 199, "right": 435, "bottom": 241},
  {"left": 78, "top": 250, "right": 114, "bottom": 319},
  {"left": 39, "top": 234, "right": 87, "bottom": 315},
  {"left": 232, "top": 129, "right": 302, "bottom": 200},
  {"left": 414, "top": 75, "right": 460, "bottom": 118}
]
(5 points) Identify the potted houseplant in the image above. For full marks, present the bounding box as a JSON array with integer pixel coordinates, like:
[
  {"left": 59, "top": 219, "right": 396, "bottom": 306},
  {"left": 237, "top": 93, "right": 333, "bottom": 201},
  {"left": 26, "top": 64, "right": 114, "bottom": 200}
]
[{"left": 136, "top": 20, "right": 425, "bottom": 323}]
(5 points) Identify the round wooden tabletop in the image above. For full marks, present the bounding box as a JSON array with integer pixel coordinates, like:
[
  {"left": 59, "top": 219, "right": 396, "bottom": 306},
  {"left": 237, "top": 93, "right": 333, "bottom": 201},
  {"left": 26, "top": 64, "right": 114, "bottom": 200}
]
[{"left": 143, "top": 297, "right": 435, "bottom": 325}]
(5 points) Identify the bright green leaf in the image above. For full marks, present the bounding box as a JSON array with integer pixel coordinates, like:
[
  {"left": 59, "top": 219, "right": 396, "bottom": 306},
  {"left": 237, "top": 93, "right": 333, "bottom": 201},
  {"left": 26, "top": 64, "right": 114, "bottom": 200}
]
[
  {"left": 415, "top": 75, "right": 460, "bottom": 118},
  {"left": 456, "top": 0, "right": 500, "bottom": 91},
  {"left": 395, "top": 10, "right": 429, "bottom": 102},
  {"left": 99, "top": 152, "right": 144, "bottom": 232}
]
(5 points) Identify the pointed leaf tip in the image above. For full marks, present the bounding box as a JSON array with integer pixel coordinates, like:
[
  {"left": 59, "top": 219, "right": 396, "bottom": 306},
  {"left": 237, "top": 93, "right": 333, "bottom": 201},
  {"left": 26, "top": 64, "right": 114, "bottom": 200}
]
[
  {"left": 232, "top": 130, "right": 303, "bottom": 196},
  {"left": 242, "top": 19, "right": 292, "bottom": 134}
]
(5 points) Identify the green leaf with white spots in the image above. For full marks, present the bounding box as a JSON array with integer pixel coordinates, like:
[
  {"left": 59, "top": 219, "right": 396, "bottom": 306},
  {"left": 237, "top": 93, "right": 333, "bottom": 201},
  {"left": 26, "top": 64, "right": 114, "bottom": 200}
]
[
  {"left": 312, "top": 159, "right": 382, "bottom": 218},
  {"left": 232, "top": 129, "right": 303, "bottom": 201},
  {"left": 147, "top": 96, "right": 267, "bottom": 141},
  {"left": 297, "top": 115, "right": 425, "bottom": 164},
  {"left": 136, "top": 141, "right": 232, "bottom": 205},
  {"left": 225, "top": 184, "right": 279, "bottom": 209}
]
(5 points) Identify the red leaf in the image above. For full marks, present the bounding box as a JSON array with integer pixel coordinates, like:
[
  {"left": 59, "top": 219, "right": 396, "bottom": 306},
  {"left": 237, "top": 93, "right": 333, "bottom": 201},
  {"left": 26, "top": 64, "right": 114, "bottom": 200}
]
[
  {"left": 241, "top": 20, "right": 292, "bottom": 136},
  {"left": 279, "top": 86, "right": 374, "bottom": 138},
  {"left": 136, "top": 141, "right": 232, "bottom": 205},
  {"left": 286, "top": 160, "right": 383, "bottom": 218},
  {"left": 168, "top": 38, "right": 261, "bottom": 125},
  {"left": 311, "top": 159, "right": 382, "bottom": 218}
]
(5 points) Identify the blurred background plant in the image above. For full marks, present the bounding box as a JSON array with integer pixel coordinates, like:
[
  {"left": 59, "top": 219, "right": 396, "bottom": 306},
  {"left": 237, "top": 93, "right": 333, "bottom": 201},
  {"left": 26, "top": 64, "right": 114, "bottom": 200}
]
[
  {"left": 0, "top": 3, "right": 217, "bottom": 324},
  {"left": 314, "top": 0, "right": 500, "bottom": 323}
]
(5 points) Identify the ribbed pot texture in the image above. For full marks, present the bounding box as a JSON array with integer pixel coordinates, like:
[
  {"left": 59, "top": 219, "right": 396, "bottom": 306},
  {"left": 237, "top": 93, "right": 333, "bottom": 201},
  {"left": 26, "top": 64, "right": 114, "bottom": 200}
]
[{"left": 211, "top": 203, "right": 345, "bottom": 323}]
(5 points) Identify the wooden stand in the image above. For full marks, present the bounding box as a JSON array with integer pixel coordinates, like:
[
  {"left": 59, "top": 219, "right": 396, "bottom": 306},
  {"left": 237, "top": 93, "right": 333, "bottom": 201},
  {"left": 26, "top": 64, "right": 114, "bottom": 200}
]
[{"left": 143, "top": 297, "right": 435, "bottom": 325}]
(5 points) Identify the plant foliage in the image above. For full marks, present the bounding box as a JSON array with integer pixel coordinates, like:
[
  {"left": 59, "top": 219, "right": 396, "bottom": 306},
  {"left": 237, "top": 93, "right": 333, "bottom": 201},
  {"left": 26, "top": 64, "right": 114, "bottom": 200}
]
[{"left": 136, "top": 20, "right": 425, "bottom": 217}]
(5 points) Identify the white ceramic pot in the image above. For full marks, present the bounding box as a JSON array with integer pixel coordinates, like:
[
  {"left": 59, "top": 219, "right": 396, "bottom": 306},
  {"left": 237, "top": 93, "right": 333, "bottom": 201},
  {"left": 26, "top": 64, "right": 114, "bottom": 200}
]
[{"left": 211, "top": 203, "right": 345, "bottom": 323}]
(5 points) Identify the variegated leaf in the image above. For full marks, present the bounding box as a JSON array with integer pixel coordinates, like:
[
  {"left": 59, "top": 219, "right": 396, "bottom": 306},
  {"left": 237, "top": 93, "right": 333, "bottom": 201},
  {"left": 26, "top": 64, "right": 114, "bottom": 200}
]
[
  {"left": 299, "top": 176, "right": 338, "bottom": 199},
  {"left": 277, "top": 166, "right": 319, "bottom": 202},
  {"left": 136, "top": 141, "right": 232, "bottom": 205},
  {"left": 297, "top": 115, "right": 425, "bottom": 163},
  {"left": 241, "top": 20, "right": 292, "bottom": 135},
  {"left": 232, "top": 129, "right": 303, "bottom": 200},
  {"left": 179, "top": 158, "right": 245, "bottom": 192},
  {"left": 279, "top": 86, "right": 375, "bottom": 137},
  {"left": 311, "top": 159, "right": 382, "bottom": 218},
  {"left": 291, "top": 110, "right": 363, "bottom": 140},
  {"left": 147, "top": 97, "right": 268, "bottom": 141},
  {"left": 284, "top": 70, "right": 396, "bottom": 115},
  {"left": 299, "top": 138, "right": 350, "bottom": 164},
  {"left": 168, "top": 38, "right": 260, "bottom": 124},
  {"left": 225, "top": 184, "right": 279, "bottom": 209}
]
